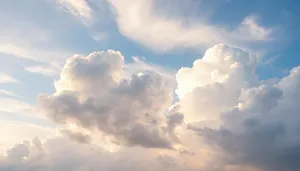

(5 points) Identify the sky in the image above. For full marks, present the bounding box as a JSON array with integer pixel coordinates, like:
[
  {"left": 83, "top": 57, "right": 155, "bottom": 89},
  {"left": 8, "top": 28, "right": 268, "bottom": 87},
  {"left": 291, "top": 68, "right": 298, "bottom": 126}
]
[{"left": 1, "top": 0, "right": 300, "bottom": 171}]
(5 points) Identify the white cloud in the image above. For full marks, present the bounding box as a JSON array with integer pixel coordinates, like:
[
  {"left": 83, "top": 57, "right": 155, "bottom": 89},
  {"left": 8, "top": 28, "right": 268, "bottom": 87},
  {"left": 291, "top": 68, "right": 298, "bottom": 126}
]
[
  {"left": 0, "top": 90, "right": 20, "bottom": 98},
  {"left": 174, "top": 45, "right": 300, "bottom": 171},
  {"left": 38, "top": 50, "right": 182, "bottom": 148},
  {"left": 235, "top": 15, "right": 273, "bottom": 41},
  {"left": 0, "top": 135, "right": 191, "bottom": 171},
  {"left": 126, "top": 56, "right": 176, "bottom": 84},
  {"left": 0, "top": 43, "right": 72, "bottom": 67},
  {"left": 106, "top": 0, "right": 274, "bottom": 52},
  {"left": 56, "top": 0, "right": 94, "bottom": 24},
  {"left": 0, "top": 98, "right": 33, "bottom": 114},
  {"left": 0, "top": 24, "right": 74, "bottom": 67},
  {"left": 2, "top": 44, "right": 300, "bottom": 171},
  {"left": 0, "top": 73, "right": 19, "bottom": 84},
  {"left": 174, "top": 44, "right": 258, "bottom": 127},
  {"left": 0, "top": 119, "right": 53, "bottom": 150},
  {"left": 0, "top": 97, "right": 46, "bottom": 119},
  {"left": 24, "top": 65, "right": 59, "bottom": 77}
]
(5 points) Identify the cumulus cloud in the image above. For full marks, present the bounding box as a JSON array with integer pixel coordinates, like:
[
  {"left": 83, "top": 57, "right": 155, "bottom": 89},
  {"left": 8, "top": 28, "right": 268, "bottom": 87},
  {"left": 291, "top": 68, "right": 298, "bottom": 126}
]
[
  {"left": 60, "top": 129, "right": 91, "bottom": 144},
  {"left": 175, "top": 44, "right": 259, "bottom": 127},
  {"left": 3, "top": 44, "right": 300, "bottom": 171},
  {"left": 39, "top": 50, "right": 181, "bottom": 149},
  {"left": 177, "top": 45, "right": 300, "bottom": 171},
  {"left": 106, "top": 0, "right": 274, "bottom": 52},
  {"left": 0, "top": 119, "right": 53, "bottom": 150},
  {"left": 126, "top": 56, "right": 176, "bottom": 84},
  {"left": 0, "top": 135, "right": 191, "bottom": 171}
]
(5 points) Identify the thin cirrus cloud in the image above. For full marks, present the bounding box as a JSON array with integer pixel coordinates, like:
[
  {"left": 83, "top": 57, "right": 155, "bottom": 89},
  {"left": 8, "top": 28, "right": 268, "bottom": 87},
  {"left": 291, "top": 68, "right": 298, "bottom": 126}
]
[
  {"left": 56, "top": 0, "right": 94, "bottom": 24},
  {"left": 24, "top": 65, "right": 59, "bottom": 77},
  {"left": 0, "top": 89, "right": 20, "bottom": 98},
  {"left": 57, "top": 0, "right": 275, "bottom": 53},
  {"left": 0, "top": 73, "right": 19, "bottom": 84}
]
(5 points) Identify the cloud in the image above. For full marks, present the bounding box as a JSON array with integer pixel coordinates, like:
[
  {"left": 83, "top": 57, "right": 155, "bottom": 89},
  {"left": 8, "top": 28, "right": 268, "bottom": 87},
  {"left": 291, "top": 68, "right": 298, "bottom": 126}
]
[
  {"left": 106, "top": 0, "right": 274, "bottom": 52},
  {"left": 126, "top": 56, "right": 176, "bottom": 84},
  {"left": 3, "top": 44, "right": 300, "bottom": 171},
  {"left": 0, "top": 43, "right": 72, "bottom": 67},
  {"left": 175, "top": 44, "right": 258, "bottom": 127},
  {"left": 60, "top": 129, "right": 91, "bottom": 144},
  {"left": 174, "top": 45, "right": 300, "bottom": 171},
  {"left": 0, "top": 73, "right": 19, "bottom": 84},
  {"left": 235, "top": 15, "right": 273, "bottom": 41},
  {"left": 0, "top": 135, "right": 191, "bottom": 171},
  {"left": 56, "top": 0, "right": 94, "bottom": 24},
  {"left": 0, "top": 24, "right": 74, "bottom": 68},
  {"left": 0, "top": 90, "right": 20, "bottom": 98},
  {"left": 0, "top": 119, "right": 53, "bottom": 150},
  {"left": 0, "top": 98, "right": 36, "bottom": 116},
  {"left": 24, "top": 65, "right": 59, "bottom": 77},
  {"left": 38, "top": 50, "right": 182, "bottom": 149}
]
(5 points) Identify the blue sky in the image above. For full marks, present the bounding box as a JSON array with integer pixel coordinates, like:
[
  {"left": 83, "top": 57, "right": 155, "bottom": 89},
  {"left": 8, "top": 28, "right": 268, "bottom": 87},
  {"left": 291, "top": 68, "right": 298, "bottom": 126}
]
[
  {"left": 0, "top": 0, "right": 298, "bottom": 123},
  {"left": 2, "top": 1, "right": 300, "bottom": 171},
  {"left": 0, "top": 0, "right": 298, "bottom": 120}
]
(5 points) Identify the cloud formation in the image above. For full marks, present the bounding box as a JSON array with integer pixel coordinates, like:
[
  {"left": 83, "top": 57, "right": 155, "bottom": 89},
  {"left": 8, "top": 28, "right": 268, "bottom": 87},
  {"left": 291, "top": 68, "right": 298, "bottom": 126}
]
[
  {"left": 0, "top": 135, "right": 189, "bottom": 171},
  {"left": 106, "top": 0, "right": 274, "bottom": 52},
  {"left": 176, "top": 45, "right": 300, "bottom": 171},
  {"left": 3, "top": 44, "right": 300, "bottom": 171},
  {"left": 39, "top": 50, "right": 182, "bottom": 148},
  {"left": 175, "top": 44, "right": 258, "bottom": 127}
]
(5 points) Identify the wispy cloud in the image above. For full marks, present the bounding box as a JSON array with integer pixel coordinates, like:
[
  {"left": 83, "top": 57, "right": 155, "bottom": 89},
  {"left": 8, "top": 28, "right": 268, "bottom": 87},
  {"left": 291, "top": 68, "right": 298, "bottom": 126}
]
[
  {"left": 0, "top": 89, "right": 21, "bottom": 98},
  {"left": 106, "top": 0, "right": 275, "bottom": 52},
  {"left": 25, "top": 65, "right": 59, "bottom": 77},
  {"left": 235, "top": 15, "right": 273, "bottom": 41},
  {"left": 0, "top": 73, "right": 19, "bottom": 84},
  {"left": 0, "top": 97, "right": 34, "bottom": 115},
  {"left": 0, "top": 23, "right": 74, "bottom": 67},
  {"left": 56, "top": 0, "right": 94, "bottom": 24}
]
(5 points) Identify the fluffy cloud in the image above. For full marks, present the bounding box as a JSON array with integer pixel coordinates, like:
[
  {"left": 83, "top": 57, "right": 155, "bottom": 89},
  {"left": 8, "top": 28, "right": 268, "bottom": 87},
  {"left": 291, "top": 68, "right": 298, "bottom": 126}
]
[
  {"left": 3, "top": 44, "right": 300, "bottom": 171},
  {"left": 175, "top": 44, "right": 259, "bottom": 127},
  {"left": 39, "top": 50, "right": 182, "bottom": 148},
  {"left": 0, "top": 135, "right": 191, "bottom": 171},
  {"left": 180, "top": 46, "right": 300, "bottom": 171},
  {"left": 0, "top": 119, "right": 52, "bottom": 151}
]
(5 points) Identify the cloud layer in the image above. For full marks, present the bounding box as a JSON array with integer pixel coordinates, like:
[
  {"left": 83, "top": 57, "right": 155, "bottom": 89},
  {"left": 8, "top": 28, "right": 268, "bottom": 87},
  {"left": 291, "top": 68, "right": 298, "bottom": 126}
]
[{"left": 2, "top": 44, "right": 300, "bottom": 171}]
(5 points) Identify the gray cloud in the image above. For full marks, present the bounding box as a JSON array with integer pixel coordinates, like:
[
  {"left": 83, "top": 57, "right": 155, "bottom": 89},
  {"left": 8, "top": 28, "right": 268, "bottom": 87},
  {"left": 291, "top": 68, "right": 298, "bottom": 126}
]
[
  {"left": 189, "top": 66, "right": 300, "bottom": 171},
  {"left": 6, "top": 44, "right": 299, "bottom": 171},
  {"left": 0, "top": 136, "right": 190, "bottom": 171},
  {"left": 38, "top": 50, "right": 180, "bottom": 149},
  {"left": 60, "top": 129, "right": 91, "bottom": 144}
]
